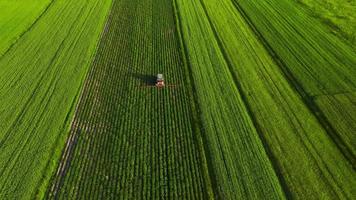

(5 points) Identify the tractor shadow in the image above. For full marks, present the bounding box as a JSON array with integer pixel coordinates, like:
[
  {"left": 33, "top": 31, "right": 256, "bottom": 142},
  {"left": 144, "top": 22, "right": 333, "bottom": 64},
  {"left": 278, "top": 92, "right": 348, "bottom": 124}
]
[{"left": 131, "top": 73, "right": 156, "bottom": 86}]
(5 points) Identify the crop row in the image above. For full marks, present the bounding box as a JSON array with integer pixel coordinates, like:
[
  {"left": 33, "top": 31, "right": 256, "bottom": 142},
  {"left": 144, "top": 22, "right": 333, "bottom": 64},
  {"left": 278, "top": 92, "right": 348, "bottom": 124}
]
[
  {"left": 228, "top": 0, "right": 355, "bottom": 198},
  {"left": 175, "top": 0, "right": 286, "bottom": 199},
  {"left": 232, "top": 0, "right": 356, "bottom": 161},
  {"left": 3, "top": 0, "right": 354, "bottom": 199},
  {"left": 294, "top": 0, "right": 356, "bottom": 47},
  {"left": 0, "top": 0, "right": 52, "bottom": 56},
  {"left": 48, "top": 0, "right": 209, "bottom": 199},
  {"left": 234, "top": 0, "right": 356, "bottom": 96},
  {"left": 234, "top": 0, "right": 356, "bottom": 168},
  {"left": 314, "top": 92, "right": 356, "bottom": 160},
  {"left": 0, "top": 0, "right": 111, "bottom": 198},
  {"left": 177, "top": 0, "right": 356, "bottom": 198}
]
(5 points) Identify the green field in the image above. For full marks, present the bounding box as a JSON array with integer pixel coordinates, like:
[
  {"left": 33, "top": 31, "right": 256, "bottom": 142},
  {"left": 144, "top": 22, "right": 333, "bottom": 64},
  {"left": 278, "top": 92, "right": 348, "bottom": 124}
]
[
  {"left": 295, "top": 0, "right": 356, "bottom": 47},
  {"left": 48, "top": 0, "right": 209, "bottom": 198},
  {"left": 0, "top": 0, "right": 111, "bottom": 198},
  {"left": 0, "top": 0, "right": 52, "bottom": 55},
  {"left": 0, "top": 0, "right": 355, "bottom": 199}
]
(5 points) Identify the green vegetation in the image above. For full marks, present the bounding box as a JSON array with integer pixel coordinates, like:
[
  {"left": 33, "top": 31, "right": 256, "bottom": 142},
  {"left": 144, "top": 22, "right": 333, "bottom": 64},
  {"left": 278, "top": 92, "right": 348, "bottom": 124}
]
[
  {"left": 192, "top": 0, "right": 356, "bottom": 198},
  {"left": 314, "top": 92, "right": 356, "bottom": 157},
  {"left": 0, "top": 0, "right": 111, "bottom": 198},
  {"left": 235, "top": 0, "right": 356, "bottom": 160},
  {"left": 175, "top": 0, "right": 285, "bottom": 199},
  {"left": 0, "top": 0, "right": 355, "bottom": 199},
  {"left": 295, "top": 0, "right": 356, "bottom": 47},
  {"left": 47, "top": 0, "right": 210, "bottom": 198},
  {"left": 0, "top": 0, "right": 52, "bottom": 56},
  {"left": 235, "top": 0, "right": 356, "bottom": 96}
]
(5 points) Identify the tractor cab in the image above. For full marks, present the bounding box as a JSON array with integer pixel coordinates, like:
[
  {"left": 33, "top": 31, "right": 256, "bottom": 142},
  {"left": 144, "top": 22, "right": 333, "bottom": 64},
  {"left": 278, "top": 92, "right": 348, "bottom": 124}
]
[{"left": 156, "top": 74, "right": 165, "bottom": 87}]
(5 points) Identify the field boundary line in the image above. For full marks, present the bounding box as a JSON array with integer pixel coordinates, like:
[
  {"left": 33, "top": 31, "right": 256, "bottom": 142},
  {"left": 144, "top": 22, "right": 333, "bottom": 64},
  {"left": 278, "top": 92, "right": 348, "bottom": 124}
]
[
  {"left": 172, "top": 0, "right": 215, "bottom": 198},
  {"left": 0, "top": 0, "right": 56, "bottom": 59},
  {"left": 230, "top": 0, "right": 356, "bottom": 168},
  {"left": 46, "top": 1, "right": 115, "bottom": 198}
]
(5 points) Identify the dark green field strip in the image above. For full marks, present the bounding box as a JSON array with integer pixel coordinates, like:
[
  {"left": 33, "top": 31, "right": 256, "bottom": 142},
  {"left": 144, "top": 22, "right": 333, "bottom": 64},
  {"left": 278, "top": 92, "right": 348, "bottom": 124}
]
[
  {"left": 48, "top": 0, "right": 209, "bottom": 199},
  {"left": 199, "top": 0, "right": 356, "bottom": 199},
  {"left": 314, "top": 92, "right": 356, "bottom": 158},
  {"left": 234, "top": 0, "right": 356, "bottom": 96},
  {"left": 175, "top": 0, "right": 285, "bottom": 199},
  {"left": 0, "top": 0, "right": 111, "bottom": 199}
]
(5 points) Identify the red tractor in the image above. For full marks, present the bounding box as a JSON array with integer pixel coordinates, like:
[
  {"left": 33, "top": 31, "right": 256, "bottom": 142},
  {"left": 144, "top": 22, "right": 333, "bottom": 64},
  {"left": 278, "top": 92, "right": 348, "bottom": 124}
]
[{"left": 156, "top": 74, "right": 165, "bottom": 87}]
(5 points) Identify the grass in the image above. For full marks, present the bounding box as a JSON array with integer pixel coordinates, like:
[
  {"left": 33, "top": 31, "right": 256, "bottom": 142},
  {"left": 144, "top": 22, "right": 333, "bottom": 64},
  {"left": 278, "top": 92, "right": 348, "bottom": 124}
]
[
  {"left": 47, "top": 0, "right": 210, "bottom": 198},
  {"left": 0, "top": 0, "right": 111, "bottom": 198},
  {"left": 0, "top": 0, "right": 52, "bottom": 56}
]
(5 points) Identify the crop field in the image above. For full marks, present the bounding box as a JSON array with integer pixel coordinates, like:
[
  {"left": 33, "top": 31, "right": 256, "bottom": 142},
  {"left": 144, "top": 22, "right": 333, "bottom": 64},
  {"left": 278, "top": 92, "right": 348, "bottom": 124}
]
[
  {"left": 234, "top": 0, "right": 356, "bottom": 163},
  {"left": 47, "top": 0, "right": 209, "bottom": 198},
  {"left": 190, "top": 0, "right": 355, "bottom": 198},
  {"left": 0, "top": 0, "right": 111, "bottom": 198},
  {"left": 0, "top": 0, "right": 52, "bottom": 55},
  {"left": 295, "top": 0, "right": 356, "bottom": 46},
  {"left": 0, "top": 0, "right": 355, "bottom": 199}
]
